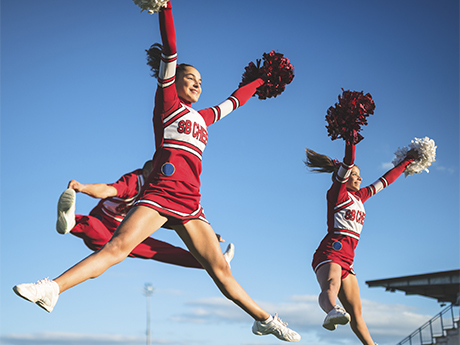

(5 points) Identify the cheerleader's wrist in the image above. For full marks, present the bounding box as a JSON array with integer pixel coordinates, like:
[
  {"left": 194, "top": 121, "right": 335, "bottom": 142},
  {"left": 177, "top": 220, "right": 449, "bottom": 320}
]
[{"left": 254, "top": 77, "right": 265, "bottom": 87}]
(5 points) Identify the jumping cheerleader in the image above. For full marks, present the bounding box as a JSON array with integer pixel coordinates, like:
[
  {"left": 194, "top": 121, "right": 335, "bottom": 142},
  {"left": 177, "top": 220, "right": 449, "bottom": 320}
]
[
  {"left": 306, "top": 136, "right": 418, "bottom": 345},
  {"left": 14, "top": 1, "right": 300, "bottom": 341},
  {"left": 56, "top": 160, "right": 234, "bottom": 269}
]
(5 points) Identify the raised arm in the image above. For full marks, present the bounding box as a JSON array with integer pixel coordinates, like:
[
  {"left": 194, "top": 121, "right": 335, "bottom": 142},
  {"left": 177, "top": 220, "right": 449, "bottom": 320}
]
[
  {"left": 155, "top": 1, "right": 179, "bottom": 114},
  {"left": 327, "top": 141, "right": 356, "bottom": 203},
  {"left": 159, "top": 1, "right": 176, "bottom": 56}
]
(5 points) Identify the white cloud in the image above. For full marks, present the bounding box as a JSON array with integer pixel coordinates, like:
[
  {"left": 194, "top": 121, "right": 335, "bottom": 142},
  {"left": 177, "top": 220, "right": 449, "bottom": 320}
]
[
  {"left": 171, "top": 296, "right": 248, "bottom": 324},
  {"left": 0, "top": 332, "right": 175, "bottom": 345},
  {"left": 435, "top": 165, "right": 455, "bottom": 174},
  {"left": 1, "top": 296, "right": 438, "bottom": 345},
  {"left": 381, "top": 162, "right": 394, "bottom": 170},
  {"left": 169, "top": 295, "right": 434, "bottom": 345}
]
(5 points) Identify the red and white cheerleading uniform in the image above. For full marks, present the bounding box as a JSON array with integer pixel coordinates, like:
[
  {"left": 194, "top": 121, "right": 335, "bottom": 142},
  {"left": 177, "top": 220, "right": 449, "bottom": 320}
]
[
  {"left": 135, "top": 2, "right": 264, "bottom": 226},
  {"left": 70, "top": 169, "right": 202, "bottom": 268},
  {"left": 311, "top": 142, "right": 415, "bottom": 279}
]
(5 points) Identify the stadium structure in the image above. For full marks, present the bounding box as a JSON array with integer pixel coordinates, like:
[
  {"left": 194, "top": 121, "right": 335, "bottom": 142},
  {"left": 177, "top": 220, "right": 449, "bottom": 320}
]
[{"left": 366, "top": 269, "right": 459, "bottom": 345}]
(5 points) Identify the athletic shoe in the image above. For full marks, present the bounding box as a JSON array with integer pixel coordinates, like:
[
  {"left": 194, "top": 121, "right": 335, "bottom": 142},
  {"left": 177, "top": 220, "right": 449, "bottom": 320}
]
[
  {"left": 13, "top": 278, "right": 60, "bottom": 313},
  {"left": 56, "top": 188, "right": 76, "bottom": 234},
  {"left": 252, "top": 314, "right": 301, "bottom": 342},
  {"left": 322, "top": 305, "right": 351, "bottom": 331},
  {"left": 223, "top": 243, "right": 235, "bottom": 265}
]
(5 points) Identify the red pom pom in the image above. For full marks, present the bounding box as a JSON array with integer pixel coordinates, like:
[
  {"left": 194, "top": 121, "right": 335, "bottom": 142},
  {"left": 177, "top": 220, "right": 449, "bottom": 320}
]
[
  {"left": 239, "top": 50, "right": 294, "bottom": 100},
  {"left": 325, "top": 89, "right": 375, "bottom": 144}
]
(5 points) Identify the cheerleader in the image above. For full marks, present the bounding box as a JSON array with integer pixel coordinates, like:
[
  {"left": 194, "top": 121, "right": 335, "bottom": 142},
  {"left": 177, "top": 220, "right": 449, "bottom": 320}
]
[
  {"left": 56, "top": 160, "right": 233, "bottom": 269},
  {"left": 306, "top": 136, "right": 418, "bottom": 344},
  {"left": 13, "top": 1, "right": 300, "bottom": 341}
]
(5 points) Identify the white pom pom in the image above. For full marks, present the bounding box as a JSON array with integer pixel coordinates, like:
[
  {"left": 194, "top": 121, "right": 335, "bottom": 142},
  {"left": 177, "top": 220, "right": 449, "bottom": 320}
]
[
  {"left": 133, "top": 0, "right": 169, "bottom": 14},
  {"left": 392, "top": 137, "right": 437, "bottom": 177}
]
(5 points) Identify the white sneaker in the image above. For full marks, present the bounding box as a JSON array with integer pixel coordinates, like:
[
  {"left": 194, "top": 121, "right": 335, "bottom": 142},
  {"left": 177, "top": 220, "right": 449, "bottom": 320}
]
[
  {"left": 13, "top": 278, "right": 60, "bottom": 313},
  {"left": 223, "top": 243, "right": 235, "bottom": 266},
  {"left": 252, "top": 314, "right": 301, "bottom": 342},
  {"left": 56, "top": 188, "right": 76, "bottom": 234},
  {"left": 322, "top": 305, "right": 351, "bottom": 331}
]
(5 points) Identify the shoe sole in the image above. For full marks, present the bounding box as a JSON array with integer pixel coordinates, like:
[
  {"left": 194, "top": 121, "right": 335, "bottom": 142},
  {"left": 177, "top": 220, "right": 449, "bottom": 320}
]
[
  {"left": 13, "top": 285, "right": 36, "bottom": 303},
  {"left": 322, "top": 315, "right": 350, "bottom": 331},
  {"left": 322, "top": 321, "right": 338, "bottom": 331},
  {"left": 56, "top": 189, "right": 76, "bottom": 234},
  {"left": 13, "top": 285, "right": 55, "bottom": 313},
  {"left": 223, "top": 243, "right": 235, "bottom": 263},
  {"left": 36, "top": 300, "right": 54, "bottom": 313},
  {"left": 253, "top": 330, "right": 300, "bottom": 342},
  {"left": 332, "top": 314, "right": 350, "bottom": 325},
  {"left": 252, "top": 323, "right": 301, "bottom": 342}
]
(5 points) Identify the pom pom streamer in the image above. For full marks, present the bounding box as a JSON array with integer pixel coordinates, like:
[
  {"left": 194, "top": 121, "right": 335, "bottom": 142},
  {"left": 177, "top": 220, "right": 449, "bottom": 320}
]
[
  {"left": 133, "top": 0, "right": 169, "bottom": 14},
  {"left": 325, "top": 89, "right": 375, "bottom": 144},
  {"left": 392, "top": 137, "right": 437, "bottom": 177},
  {"left": 239, "top": 50, "right": 294, "bottom": 100}
]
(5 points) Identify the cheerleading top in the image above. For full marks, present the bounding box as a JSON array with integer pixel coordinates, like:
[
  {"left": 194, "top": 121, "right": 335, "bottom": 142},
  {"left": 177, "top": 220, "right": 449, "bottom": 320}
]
[
  {"left": 313, "top": 142, "right": 415, "bottom": 271},
  {"left": 90, "top": 169, "right": 144, "bottom": 226},
  {"left": 135, "top": 2, "right": 264, "bottom": 221}
]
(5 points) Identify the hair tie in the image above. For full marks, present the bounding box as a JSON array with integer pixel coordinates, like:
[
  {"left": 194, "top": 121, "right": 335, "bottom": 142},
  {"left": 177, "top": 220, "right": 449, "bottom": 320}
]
[{"left": 332, "top": 159, "right": 341, "bottom": 167}]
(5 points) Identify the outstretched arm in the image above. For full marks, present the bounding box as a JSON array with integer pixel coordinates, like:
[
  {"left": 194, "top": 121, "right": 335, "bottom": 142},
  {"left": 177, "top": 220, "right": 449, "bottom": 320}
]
[
  {"left": 358, "top": 150, "right": 417, "bottom": 202},
  {"left": 201, "top": 78, "right": 265, "bottom": 126},
  {"left": 67, "top": 180, "right": 117, "bottom": 200},
  {"left": 327, "top": 141, "right": 356, "bottom": 202}
]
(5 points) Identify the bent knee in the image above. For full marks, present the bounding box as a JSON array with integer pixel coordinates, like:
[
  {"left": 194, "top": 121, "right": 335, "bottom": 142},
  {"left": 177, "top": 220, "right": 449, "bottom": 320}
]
[
  {"left": 322, "top": 279, "right": 341, "bottom": 293},
  {"left": 101, "top": 239, "right": 131, "bottom": 263},
  {"left": 208, "top": 261, "right": 232, "bottom": 280}
]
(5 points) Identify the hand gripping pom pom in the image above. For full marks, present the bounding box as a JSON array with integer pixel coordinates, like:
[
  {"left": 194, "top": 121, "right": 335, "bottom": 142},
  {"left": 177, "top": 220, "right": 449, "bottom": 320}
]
[
  {"left": 392, "top": 137, "right": 437, "bottom": 177},
  {"left": 239, "top": 50, "right": 294, "bottom": 100},
  {"left": 133, "top": 0, "right": 169, "bottom": 14},
  {"left": 325, "top": 89, "right": 375, "bottom": 144}
]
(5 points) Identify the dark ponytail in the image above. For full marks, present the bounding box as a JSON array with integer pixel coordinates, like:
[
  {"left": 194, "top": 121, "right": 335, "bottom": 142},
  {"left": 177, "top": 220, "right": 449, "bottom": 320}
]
[
  {"left": 146, "top": 43, "right": 196, "bottom": 79},
  {"left": 304, "top": 149, "right": 336, "bottom": 173},
  {"left": 305, "top": 148, "right": 341, "bottom": 181},
  {"left": 146, "top": 43, "right": 163, "bottom": 79}
]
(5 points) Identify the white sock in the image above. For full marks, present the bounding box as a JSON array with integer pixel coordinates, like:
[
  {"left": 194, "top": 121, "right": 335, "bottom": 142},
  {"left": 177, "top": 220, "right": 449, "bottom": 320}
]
[{"left": 261, "top": 315, "right": 273, "bottom": 324}]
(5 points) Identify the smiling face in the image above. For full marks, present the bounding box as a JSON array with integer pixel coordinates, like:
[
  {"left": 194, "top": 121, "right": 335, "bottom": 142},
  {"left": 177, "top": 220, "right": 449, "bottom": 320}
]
[
  {"left": 346, "top": 166, "right": 362, "bottom": 192},
  {"left": 175, "top": 65, "right": 202, "bottom": 104}
]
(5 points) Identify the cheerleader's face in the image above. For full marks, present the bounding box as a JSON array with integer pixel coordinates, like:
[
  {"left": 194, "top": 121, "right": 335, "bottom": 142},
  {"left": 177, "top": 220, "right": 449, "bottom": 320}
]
[
  {"left": 176, "top": 66, "right": 202, "bottom": 103},
  {"left": 347, "top": 166, "right": 362, "bottom": 192}
]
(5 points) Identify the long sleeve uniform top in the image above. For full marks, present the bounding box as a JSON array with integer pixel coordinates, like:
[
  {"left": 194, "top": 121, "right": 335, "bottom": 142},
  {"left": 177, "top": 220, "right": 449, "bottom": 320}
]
[
  {"left": 325, "top": 142, "right": 415, "bottom": 258},
  {"left": 147, "top": 2, "right": 264, "bottom": 192}
]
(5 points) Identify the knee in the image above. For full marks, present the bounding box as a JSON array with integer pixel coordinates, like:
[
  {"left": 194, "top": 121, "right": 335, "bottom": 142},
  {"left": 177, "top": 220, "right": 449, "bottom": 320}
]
[
  {"left": 208, "top": 260, "right": 232, "bottom": 282},
  {"left": 210, "top": 264, "right": 237, "bottom": 301},
  {"left": 101, "top": 238, "right": 130, "bottom": 264},
  {"left": 321, "top": 279, "right": 341, "bottom": 294}
]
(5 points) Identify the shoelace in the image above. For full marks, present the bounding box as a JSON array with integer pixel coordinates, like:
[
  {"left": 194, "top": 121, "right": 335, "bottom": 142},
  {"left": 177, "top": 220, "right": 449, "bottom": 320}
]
[
  {"left": 36, "top": 277, "right": 52, "bottom": 286},
  {"left": 334, "top": 305, "right": 346, "bottom": 313},
  {"left": 273, "top": 314, "right": 288, "bottom": 327}
]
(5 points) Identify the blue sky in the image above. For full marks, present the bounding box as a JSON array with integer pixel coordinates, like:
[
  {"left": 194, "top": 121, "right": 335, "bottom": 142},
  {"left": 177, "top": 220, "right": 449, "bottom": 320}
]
[{"left": 1, "top": 1, "right": 458, "bottom": 345}]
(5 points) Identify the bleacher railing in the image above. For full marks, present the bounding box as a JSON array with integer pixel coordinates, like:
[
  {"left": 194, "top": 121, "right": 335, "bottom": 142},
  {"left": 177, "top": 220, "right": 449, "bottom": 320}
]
[{"left": 396, "top": 304, "right": 459, "bottom": 345}]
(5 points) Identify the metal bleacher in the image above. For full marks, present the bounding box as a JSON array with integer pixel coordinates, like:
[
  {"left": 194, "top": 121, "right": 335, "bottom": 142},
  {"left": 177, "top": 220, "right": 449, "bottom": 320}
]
[{"left": 366, "top": 269, "right": 460, "bottom": 345}]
